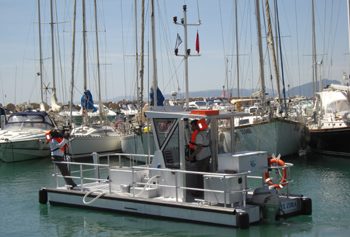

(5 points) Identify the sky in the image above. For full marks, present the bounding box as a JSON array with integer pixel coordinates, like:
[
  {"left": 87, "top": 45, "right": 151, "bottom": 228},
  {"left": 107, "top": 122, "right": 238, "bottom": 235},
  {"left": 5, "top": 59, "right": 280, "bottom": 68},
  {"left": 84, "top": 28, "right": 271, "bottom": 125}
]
[{"left": 0, "top": 0, "right": 349, "bottom": 105}]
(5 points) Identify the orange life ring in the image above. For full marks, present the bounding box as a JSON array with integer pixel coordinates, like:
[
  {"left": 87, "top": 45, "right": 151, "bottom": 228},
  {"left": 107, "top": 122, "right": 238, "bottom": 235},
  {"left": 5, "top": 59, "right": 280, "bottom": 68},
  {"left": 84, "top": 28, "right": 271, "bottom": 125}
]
[{"left": 264, "top": 157, "right": 288, "bottom": 189}]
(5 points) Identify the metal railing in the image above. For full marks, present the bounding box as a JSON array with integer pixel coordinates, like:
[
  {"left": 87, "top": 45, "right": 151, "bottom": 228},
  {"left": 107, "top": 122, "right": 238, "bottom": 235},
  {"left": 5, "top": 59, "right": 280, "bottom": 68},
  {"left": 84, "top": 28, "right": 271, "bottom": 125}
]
[{"left": 52, "top": 152, "right": 294, "bottom": 207}]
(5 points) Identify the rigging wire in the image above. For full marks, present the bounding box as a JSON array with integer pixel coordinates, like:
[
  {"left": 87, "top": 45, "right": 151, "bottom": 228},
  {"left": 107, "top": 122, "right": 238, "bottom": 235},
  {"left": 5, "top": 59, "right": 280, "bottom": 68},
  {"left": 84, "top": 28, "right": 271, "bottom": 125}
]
[{"left": 218, "top": 0, "right": 227, "bottom": 95}]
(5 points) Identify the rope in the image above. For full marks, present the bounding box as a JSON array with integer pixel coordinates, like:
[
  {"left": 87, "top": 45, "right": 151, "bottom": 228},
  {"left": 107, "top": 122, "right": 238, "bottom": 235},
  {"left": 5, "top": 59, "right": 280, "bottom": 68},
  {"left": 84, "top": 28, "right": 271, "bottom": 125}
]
[
  {"left": 83, "top": 189, "right": 107, "bottom": 205},
  {"left": 135, "top": 175, "right": 160, "bottom": 197}
]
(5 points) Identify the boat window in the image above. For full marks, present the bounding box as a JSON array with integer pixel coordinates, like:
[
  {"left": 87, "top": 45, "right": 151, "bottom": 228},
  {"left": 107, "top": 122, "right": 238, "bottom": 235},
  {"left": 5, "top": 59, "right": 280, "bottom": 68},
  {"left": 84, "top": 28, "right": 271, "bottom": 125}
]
[
  {"left": 154, "top": 118, "right": 176, "bottom": 148},
  {"left": 44, "top": 116, "right": 54, "bottom": 126},
  {"left": 326, "top": 100, "right": 350, "bottom": 113},
  {"left": 8, "top": 115, "right": 44, "bottom": 123},
  {"left": 162, "top": 123, "right": 180, "bottom": 169},
  {"left": 195, "top": 101, "right": 207, "bottom": 107}
]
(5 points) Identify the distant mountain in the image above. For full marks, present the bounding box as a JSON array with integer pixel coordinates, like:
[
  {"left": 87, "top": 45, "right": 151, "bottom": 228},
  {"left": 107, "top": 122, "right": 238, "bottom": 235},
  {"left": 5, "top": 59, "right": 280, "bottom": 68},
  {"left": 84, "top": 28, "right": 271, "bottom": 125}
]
[
  {"left": 286, "top": 79, "right": 341, "bottom": 97},
  {"left": 110, "top": 79, "right": 342, "bottom": 102}
]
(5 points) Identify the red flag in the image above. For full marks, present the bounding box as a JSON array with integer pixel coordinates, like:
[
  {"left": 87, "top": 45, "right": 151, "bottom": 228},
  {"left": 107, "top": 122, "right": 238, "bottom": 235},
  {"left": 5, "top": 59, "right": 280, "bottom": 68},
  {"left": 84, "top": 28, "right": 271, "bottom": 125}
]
[{"left": 195, "top": 31, "right": 200, "bottom": 53}]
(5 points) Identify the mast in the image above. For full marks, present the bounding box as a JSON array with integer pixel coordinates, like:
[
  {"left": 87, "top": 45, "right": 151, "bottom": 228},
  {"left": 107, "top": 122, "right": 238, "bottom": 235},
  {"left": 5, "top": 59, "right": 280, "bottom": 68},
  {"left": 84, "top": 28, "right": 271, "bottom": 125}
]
[
  {"left": 134, "top": 0, "right": 140, "bottom": 105},
  {"left": 173, "top": 5, "right": 201, "bottom": 109},
  {"left": 255, "top": 0, "right": 266, "bottom": 107},
  {"left": 37, "top": 0, "right": 44, "bottom": 105},
  {"left": 347, "top": 0, "right": 350, "bottom": 81},
  {"left": 139, "top": 0, "right": 145, "bottom": 125},
  {"left": 311, "top": 0, "right": 317, "bottom": 94},
  {"left": 265, "top": 0, "right": 281, "bottom": 101},
  {"left": 82, "top": 0, "right": 87, "bottom": 91},
  {"left": 93, "top": 0, "right": 103, "bottom": 123},
  {"left": 234, "top": 0, "right": 240, "bottom": 98},
  {"left": 274, "top": 0, "right": 288, "bottom": 116},
  {"left": 348, "top": 0, "right": 350, "bottom": 55},
  {"left": 69, "top": 0, "right": 77, "bottom": 125},
  {"left": 150, "top": 0, "right": 158, "bottom": 108},
  {"left": 183, "top": 5, "right": 189, "bottom": 109},
  {"left": 50, "top": 0, "right": 58, "bottom": 102}
]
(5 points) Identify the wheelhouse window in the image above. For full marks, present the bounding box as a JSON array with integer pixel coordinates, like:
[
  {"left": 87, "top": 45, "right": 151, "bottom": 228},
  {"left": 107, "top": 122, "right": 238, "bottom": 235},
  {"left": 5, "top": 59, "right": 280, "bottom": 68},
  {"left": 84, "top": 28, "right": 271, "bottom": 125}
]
[{"left": 153, "top": 118, "right": 179, "bottom": 169}]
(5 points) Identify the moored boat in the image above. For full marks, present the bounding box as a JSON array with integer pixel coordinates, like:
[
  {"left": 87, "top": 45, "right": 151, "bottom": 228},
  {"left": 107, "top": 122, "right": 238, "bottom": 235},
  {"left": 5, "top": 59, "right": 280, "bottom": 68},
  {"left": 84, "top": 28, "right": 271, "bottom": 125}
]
[
  {"left": 308, "top": 84, "right": 350, "bottom": 156},
  {"left": 39, "top": 108, "right": 311, "bottom": 228},
  {"left": 0, "top": 110, "right": 56, "bottom": 162}
]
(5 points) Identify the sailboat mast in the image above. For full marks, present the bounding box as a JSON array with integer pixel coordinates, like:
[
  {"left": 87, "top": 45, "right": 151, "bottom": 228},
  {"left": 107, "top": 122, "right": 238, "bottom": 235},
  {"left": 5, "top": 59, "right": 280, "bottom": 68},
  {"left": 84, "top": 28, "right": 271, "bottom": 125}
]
[
  {"left": 265, "top": 0, "right": 281, "bottom": 101},
  {"left": 347, "top": 0, "right": 350, "bottom": 60},
  {"left": 50, "top": 0, "right": 57, "bottom": 100},
  {"left": 139, "top": 0, "right": 145, "bottom": 125},
  {"left": 255, "top": 0, "right": 266, "bottom": 106},
  {"left": 274, "top": 0, "right": 288, "bottom": 116},
  {"left": 70, "top": 0, "right": 77, "bottom": 125},
  {"left": 134, "top": 0, "right": 140, "bottom": 104},
  {"left": 82, "top": 0, "right": 87, "bottom": 91},
  {"left": 37, "top": 0, "right": 44, "bottom": 104},
  {"left": 311, "top": 0, "right": 317, "bottom": 94},
  {"left": 234, "top": 0, "right": 240, "bottom": 98},
  {"left": 150, "top": 0, "right": 158, "bottom": 108},
  {"left": 93, "top": 0, "right": 103, "bottom": 123}
]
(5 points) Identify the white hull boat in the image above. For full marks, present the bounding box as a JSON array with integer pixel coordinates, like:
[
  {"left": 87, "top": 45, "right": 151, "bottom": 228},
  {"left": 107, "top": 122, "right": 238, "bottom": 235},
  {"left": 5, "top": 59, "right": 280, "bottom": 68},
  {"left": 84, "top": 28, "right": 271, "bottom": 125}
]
[
  {"left": 220, "top": 117, "right": 304, "bottom": 157},
  {"left": 0, "top": 111, "right": 56, "bottom": 162},
  {"left": 120, "top": 132, "right": 155, "bottom": 163},
  {"left": 69, "top": 125, "right": 121, "bottom": 157},
  {"left": 39, "top": 108, "right": 311, "bottom": 229},
  {"left": 308, "top": 84, "right": 350, "bottom": 156}
]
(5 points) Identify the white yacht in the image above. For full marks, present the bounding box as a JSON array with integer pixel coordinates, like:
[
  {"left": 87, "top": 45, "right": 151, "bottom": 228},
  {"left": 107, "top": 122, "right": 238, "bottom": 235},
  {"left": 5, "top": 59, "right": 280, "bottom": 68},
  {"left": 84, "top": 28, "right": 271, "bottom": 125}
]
[
  {"left": 307, "top": 84, "right": 350, "bottom": 156},
  {"left": 0, "top": 111, "right": 56, "bottom": 162},
  {"left": 68, "top": 124, "right": 122, "bottom": 157}
]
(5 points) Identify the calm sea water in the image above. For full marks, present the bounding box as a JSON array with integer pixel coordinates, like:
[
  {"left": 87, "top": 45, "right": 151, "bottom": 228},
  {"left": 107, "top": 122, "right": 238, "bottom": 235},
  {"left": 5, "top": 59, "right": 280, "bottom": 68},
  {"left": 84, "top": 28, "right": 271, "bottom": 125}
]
[{"left": 1, "top": 154, "right": 350, "bottom": 237}]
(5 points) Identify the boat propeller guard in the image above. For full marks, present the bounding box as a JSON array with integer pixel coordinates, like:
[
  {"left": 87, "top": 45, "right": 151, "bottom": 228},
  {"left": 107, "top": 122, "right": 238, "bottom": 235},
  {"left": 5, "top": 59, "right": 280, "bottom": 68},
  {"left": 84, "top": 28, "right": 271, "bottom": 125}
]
[{"left": 264, "top": 156, "right": 288, "bottom": 189}]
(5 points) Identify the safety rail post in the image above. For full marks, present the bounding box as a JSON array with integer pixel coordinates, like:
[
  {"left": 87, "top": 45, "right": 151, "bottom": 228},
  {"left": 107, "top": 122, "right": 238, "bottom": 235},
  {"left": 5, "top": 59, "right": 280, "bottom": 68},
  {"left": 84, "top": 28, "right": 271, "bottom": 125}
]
[
  {"left": 79, "top": 163, "right": 83, "bottom": 187},
  {"left": 92, "top": 152, "right": 100, "bottom": 180},
  {"left": 285, "top": 163, "right": 291, "bottom": 197},
  {"left": 54, "top": 162, "right": 59, "bottom": 188},
  {"left": 118, "top": 154, "right": 122, "bottom": 168},
  {"left": 132, "top": 166, "right": 135, "bottom": 197},
  {"left": 175, "top": 172, "right": 178, "bottom": 202},
  {"left": 223, "top": 175, "right": 227, "bottom": 207},
  {"left": 242, "top": 173, "right": 247, "bottom": 207}
]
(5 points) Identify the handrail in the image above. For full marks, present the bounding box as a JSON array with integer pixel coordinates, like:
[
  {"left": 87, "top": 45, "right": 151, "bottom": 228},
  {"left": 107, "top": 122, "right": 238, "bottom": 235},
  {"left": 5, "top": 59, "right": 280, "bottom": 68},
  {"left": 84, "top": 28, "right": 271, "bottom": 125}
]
[{"left": 52, "top": 154, "right": 294, "bottom": 207}]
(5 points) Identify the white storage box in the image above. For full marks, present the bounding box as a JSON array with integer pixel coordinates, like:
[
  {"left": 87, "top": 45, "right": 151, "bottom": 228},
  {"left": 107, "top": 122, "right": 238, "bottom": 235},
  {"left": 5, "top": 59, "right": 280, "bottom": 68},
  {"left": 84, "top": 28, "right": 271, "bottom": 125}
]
[
  {"left": 218, "top": 151, "right": 268, "bottom": 173},
  {"left": 204, "top": 174, "right": 243, "bottom": 206}
]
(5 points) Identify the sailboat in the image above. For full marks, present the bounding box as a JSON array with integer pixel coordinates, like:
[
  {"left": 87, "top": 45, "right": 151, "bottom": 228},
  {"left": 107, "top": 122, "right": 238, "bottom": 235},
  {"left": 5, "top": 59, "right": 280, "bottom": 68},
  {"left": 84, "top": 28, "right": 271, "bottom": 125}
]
[
  {"left": 306, "top": 1, "right": 350, "bottom": 157},
  {"left": 68, "top": 0, "right": 121, "bottom": 157},
  {"left": 219, "top": 0, "right": 305, "bottom": 157},
  {"left": 120, "top": 0, "right": 157, "bottom": 162}
]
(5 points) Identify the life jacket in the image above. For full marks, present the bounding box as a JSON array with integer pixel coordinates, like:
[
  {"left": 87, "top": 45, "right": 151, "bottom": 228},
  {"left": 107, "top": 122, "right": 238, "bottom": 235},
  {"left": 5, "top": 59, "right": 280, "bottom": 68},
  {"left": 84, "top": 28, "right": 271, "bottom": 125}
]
[
  {"left": 55, "top": 137, "right": 68, "bottom": 153},
  {"left": 189, "top": 129, "right": 199, "bottom": 151},
  {"left": 188, "top": 119, "right": 208, "bottom": 151},
  {"left": 46, "top": 131, "right": 67, "bottom": 153}
]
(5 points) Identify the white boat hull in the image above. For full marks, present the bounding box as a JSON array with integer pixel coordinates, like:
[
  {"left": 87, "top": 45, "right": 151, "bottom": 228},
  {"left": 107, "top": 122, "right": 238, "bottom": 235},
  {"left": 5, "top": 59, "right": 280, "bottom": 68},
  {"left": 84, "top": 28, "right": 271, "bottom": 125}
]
[
  {"left": 220, "top": 118, "right": 304, "bottom": 156},
  {"left": 121, "top": 133, "right": 155, "bottom": 162},
  {"left": 68, "top": 135, "right": 121, "bottom": 156},
  {"left": 0, "top": 138, "right": 50, "bottom": 162},
  {"left": 43, "top": 188, "right": 260, "bottom": 227}
]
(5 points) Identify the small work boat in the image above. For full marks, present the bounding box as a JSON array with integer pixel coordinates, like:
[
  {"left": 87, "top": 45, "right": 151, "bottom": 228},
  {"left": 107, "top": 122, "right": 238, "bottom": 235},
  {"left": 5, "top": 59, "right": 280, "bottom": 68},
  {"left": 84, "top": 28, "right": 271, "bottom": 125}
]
[{"left": 39, "top": 108, "right": 311, "bottom": 229}]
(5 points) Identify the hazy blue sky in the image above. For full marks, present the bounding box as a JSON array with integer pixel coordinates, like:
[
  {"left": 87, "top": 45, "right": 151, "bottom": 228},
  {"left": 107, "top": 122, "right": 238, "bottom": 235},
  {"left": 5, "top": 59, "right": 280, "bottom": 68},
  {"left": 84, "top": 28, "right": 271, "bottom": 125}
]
[{"left": 0, "top": 0, "right": 349, "bottom": 105}]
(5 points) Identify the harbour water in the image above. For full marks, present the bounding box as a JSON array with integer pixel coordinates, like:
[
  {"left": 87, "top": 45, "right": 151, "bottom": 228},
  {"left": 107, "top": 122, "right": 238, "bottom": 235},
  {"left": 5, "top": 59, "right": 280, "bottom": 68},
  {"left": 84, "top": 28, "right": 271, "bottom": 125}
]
[{"left": 1, "top": 154, "right": 350, "bottom": 237}]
